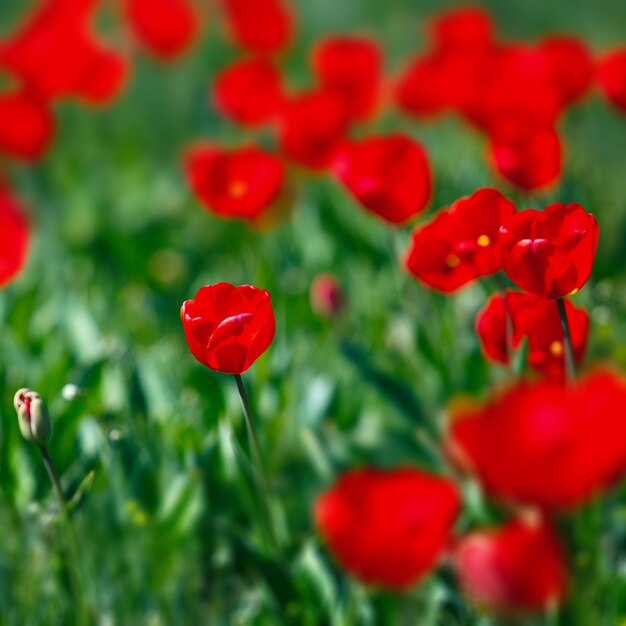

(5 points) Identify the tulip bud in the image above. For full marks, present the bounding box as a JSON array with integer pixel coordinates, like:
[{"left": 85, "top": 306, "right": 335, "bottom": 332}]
[
  {"left": 14, "top": 388, "right": 52, "bottom": 446},
  {"left": 310, "top": 273, "right": 344, "bottom": 317}
]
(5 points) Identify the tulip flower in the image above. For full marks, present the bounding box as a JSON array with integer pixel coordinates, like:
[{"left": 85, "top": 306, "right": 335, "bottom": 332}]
[
  {"left": 448, "top": 369, "right": 626, "bottom": 509},
  {"left": 14, "top": 388, "right": 52, "bottom": 446},
  {"left": 499, "top": 202, "right": 598, "bottom": 299},
  {"left": 598, "top": 49, "right": 626, "bottom": 113},
  {"left": 278, "top": 90, "right": 348, "bottom": 170},
  {"left": 476, "top": 292, "right": 589, "bottom": 380},
  {"left": 454, "top": 515, "right": 567, "bottom": 611},
  {"left": 0, "top": 184, "right": 30, "bottom": 287},
  {"left": 125, "top": 0, "right": 198, "bottom": 59},
  {"left": 310, "top": 273, "right": 344, "bottom": 317},
  {"left": 315, "top": 467, "right": 460, "bottom": 589},
  {"left": 332, "top": 134, "right": 432, "bottom": 224},
  {"left": 312, "top": 36, "right": 382, "bottom": 120},
  {"left": 184, "top": 143, "right": 285, "bottom": 221},
  {"left": 404, "top": 188, "right": 516, "bottom": 292},
  {"left": 213, "top": 58, "right": 285, "bottom": 127},
  {"left": 181, "top": 283, "right": 275, "bottom": 375}
]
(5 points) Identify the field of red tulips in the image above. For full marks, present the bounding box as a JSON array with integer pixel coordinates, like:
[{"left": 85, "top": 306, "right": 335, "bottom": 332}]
[{"left": 2, "top": 0, "right": 626, "bottom": 624}]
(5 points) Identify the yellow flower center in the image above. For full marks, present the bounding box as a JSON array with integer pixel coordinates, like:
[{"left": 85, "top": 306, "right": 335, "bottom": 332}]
[
  {"left": 447, "top": 254, "right": 461, "bottom": 268},
  {"left": 229, "top": 181, "right": 247, "bottom": 198},
  {"left": 477, "top": 234, "right": 490, "bottom": 247},
  {"left": 549, "top": 341, "right": 564, "bottom": 356}
]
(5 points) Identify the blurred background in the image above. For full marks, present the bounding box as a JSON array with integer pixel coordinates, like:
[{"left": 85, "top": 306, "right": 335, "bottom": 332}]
[{"left": 1, "top": 0, "right": 626, "bottom": 624}]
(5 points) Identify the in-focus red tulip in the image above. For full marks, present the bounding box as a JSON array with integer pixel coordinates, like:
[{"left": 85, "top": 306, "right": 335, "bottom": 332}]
[
  {"left": 0, "top": 88, "right": 55, "bottom": 161},
  {"left": 0, "top": 0, "right": 127, "bottom": 104},
  {"left": 476, "top": 292, "right": 589, "bottom": 380},
  {"left": 315, "top": 467, "right": 460, "bottom": 589},
  {"left": 490, "top": 127, "right": 562, "bottom": 190},
  {"left": 404, "top": 188, "right": 516, "bottom": 292},
  {"left": 213, "top": 58, "right": 284, "bottom": 127},
  {"left": 448, "top": 369, "right": 626, "bottom": 509},
  {"left": 278, "top": 90, "right": 348, "bottom": 170},
  {"left": 125, "top": 0, "right": 198, "bottom": 59},
  {"left": 310, "top": 273, "right": 344, "bottom": 317},
  {"left": 0, "top": 184, "right": 30, "bottom": 287},
  {"left": 454, "top": 515, "right": 567, "bottom": 611},
  {"left": 312, "top": 36, "right": 382, "bottom": 120},
  {"left": 499, "top": 202, "right": 598, "bottom": 299},
  {"left": 598, "top": 49, "right": 626, "bottom": 113},
  {"left": 184, "top": 143, "right": 285, "bottom": 221},
  {"left": 332, "top": 134, "right": 431, "bottom": 224},
  {"left": 181, "top": 283, "right": 275, "bottom": 374},
  {"left": 221, "top": 0, "right": 294, "bottom": 55}
]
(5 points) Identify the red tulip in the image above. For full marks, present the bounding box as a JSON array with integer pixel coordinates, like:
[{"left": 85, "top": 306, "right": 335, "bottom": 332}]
[
  {"left": 76, "top": 47, "right": 129, "bottom": 106},
  {"left": 404, "top": 188, "right": 516, "bottom": 292},
  {"left": 0, "top": 89, "right": 55, "bottom": 161},
  {"left": 312, "top": 36, "right": 382, "bottom": 120},
  {"left": 598, "top": 49, "right": 626, "bottom": 113},
  {"left": 490, "top": 127, "right": 562, "bottom": 190},
  {"left": 448, "top": 369, "right": 626, "bottom": 509},
  {"left": 476, "top": 292, "right": 589, "bottom": 380},
  {"left": 315, "top": 467, "right": 460, "bottom": 589},
  {"left": 221, "top": 0, "right": 294, "bottom": 55},
  {"left": 454, "top": 515, "right": 567, "bottom": 611},
  {"left": 332, "top": 135, "right": 431, "bottom": 224},
  {"left": 184, "top": 143, "right": 285, "bottom": 221},
  {"left": 499, "top": 202, "right": 598, "bottom": 299},
  {"left": 278, "top": 90, "right": 348, "bottom": 170},
  {"left": 125, "top": 0, "right": 198, "bottom": 59},
  {"left": 181, "top": 283, "right": 275, "bottom": 374},
  {"left": 428, "top": 7, "right": 494, "bottom": 53},
  {"left": 213, "top": 58, "right": 284, "bottom": 127},
  {"left": 310, "top": 273, "right": 344, "bottom": 317},
  {"left": 0, "top": 184, "right": 30, "bottom": 287}
]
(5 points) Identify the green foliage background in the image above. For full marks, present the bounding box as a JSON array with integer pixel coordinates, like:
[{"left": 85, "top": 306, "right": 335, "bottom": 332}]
[{"left": 1, "top": 0, "right": 626, "bottom": 624}]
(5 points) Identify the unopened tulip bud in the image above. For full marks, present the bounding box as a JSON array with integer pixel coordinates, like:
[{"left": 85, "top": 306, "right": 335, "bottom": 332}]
[
  {"left": 310, "top": 273, "right": 344, "bottom": 317},
  {"left": 14, "top": 388, "right": 52, "bottom": 446}
]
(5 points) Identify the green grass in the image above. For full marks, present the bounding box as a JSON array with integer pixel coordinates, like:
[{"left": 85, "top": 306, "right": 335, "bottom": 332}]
[{"left": 1, "top": 0, "right": 626, "bottom": 624}]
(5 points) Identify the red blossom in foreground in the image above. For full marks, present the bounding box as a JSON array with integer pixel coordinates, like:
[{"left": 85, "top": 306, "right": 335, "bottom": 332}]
[
  {"left": 312, "top": 35, "right": 382, "bottom": 120},
  {"left": 499, "top": 202, "right": 598, "bottom": 299},
  {"left": 181, "top": 283, "right": 275, "bottom": 374},
  {"left": 476, "top": 292, "right": 589, "bottom": 380},
  {"left": 454, "top": 515, "right": 568, "bottom": 611},
  {"left": 125, "top": 0, "right": 198, "bottom": 59},
  {"left": 0, "top": 89, "right": 55, "bottom": 161},
  {"left": 0, "top": 185, "right": 30, "bottom": 287},
  {"left": 332, "top": 134, "right": 431, "bottom": 224},
  {"left": 310, "top": 273, "right": 344, "bottom": 317},
  {"left": 597, "top": 49, "right": 626, "bottom": 113},
  {"left": 278, "top": 90, "right": 348, "bottom": 170},
  {"left": 315, "top": 467, "right": 460, "bottom": 589},
  {"left": 0, "top": 0, "right": 128, "bottom": 104},
  {"left": 221, "top": 0, "right": 294, "bottom": 55},
  {"left": 184, "top": 143, "right": 285, "bottom": 221},
  {"left": 213, "top": 58, "right": 284, "bottom": 127},
  {"left": 404, "top": 188, "right": 515, "bottom": 292},
  {"left": 448, "top": 370, "right": 626, "bottom": 509}
]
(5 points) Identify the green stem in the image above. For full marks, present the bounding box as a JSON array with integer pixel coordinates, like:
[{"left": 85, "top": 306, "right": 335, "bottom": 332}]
[
  {"left": 556, "top": 298, "right": 577, "bottom": 382},
  {"left": 233, "top": 374, "right": 280, "bottom": 553}
]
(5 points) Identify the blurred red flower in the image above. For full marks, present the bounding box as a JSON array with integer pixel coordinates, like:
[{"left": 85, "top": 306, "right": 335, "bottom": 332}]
[
  {"left": 213, "top": 58, "right": 284, "bottom": 127},
  {"left": 454, "top": 515, "right": 567, "bottom": 611},
  {"left": 499, "top": 202, "right": 598, "bottom": 299},
  {"left": 0, "top": 184, "right": 30, "bottom": 287},
  {"left": 181, "top": 283, "right": 275, "bottom": 374},
  {"left": 310, "top": 273, "right": 344, "bottom": 317},
  {"left": 332, "top": 134, "right": 431, "bottom": 224},
  {"left": 598, "top": 49, "right": 626, "bottom": 113},
  {"left": 428, "top": 7, "right": 494, "bottom": 53},
  {"left": 489, "top": 127, "right": 562, "bottom": 190},
  {"left": 0, "top": 89, "right": 55, "bottom": 161},
  {"left": 0, "top": 0, "right": 128, "bottom": 104},
  {"left": 315, "top": 467, "right": 460, "bottom": 589},
  {"left": 221, "top": 0, "right": 294, "bottom": 55},
  {"left": 476, "top": 292, "right": 589, "bottom": 380},
  {"left": 278, "top": 90, "right": 348, "bottom": 170},
  {"left": 125, "top": 0, "right": 198, "bottom": 59},
  {"left": 448, "top": 369, "right": 626, "bottom": 509},
  {"left": 404, "top": 188, "right": 515, "bottom": 292},
  {"left": 184, "top": 143, "right": 285, "bottom": 220},
  {"left": 312, "top": 35, "right": 382, "bottom": 121}
]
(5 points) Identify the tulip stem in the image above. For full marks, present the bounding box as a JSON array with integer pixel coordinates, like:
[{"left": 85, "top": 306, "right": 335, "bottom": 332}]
[
  {"left": 40, "top": 446, "right": 67, "bottom": 508},
  {"left": 556, "top": 298, "right": 577, "bottom": 382},
  {"left": 233, "top": 374, "right": 280, "bottom": 553}
]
